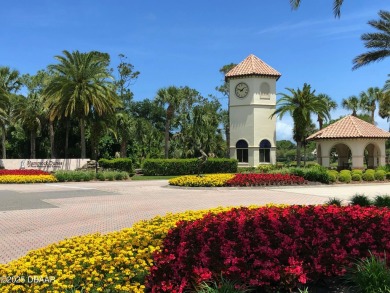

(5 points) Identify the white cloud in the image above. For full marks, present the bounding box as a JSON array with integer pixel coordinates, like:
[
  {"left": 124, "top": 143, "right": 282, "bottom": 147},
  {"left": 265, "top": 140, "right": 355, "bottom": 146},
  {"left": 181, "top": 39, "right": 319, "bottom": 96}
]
[{"left": 276, "top": 120, "right": 293, "bottom": 141}]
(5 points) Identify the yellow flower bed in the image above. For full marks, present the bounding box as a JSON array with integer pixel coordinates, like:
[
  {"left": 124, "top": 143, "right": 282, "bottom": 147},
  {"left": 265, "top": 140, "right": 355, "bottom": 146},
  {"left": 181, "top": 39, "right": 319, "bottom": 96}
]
[
  {"left": 0, "top": 175, "right": 57, "bottom": 184},
  {"left": 169, "top": 173, "right": 235, "bottom": 187}
]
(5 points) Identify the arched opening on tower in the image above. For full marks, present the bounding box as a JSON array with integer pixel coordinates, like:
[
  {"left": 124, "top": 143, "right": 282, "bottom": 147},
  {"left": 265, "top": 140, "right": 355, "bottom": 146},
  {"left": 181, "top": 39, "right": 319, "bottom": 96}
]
[
  {"left": 259, "top": 139, "right": 271, "bottom": 163},
  {"left": 236, "top": 140, "right": 248, "bottom": 163}
]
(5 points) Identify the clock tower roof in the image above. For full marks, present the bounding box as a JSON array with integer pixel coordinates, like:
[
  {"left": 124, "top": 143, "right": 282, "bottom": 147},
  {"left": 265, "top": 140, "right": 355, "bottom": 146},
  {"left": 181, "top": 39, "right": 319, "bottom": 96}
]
[{"left": 225, "top": 54, "right": 281, "bottom": 81}]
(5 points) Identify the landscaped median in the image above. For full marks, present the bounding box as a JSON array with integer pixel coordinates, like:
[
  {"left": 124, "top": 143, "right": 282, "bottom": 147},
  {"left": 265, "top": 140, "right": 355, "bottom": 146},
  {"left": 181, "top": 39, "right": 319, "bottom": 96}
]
[
  {"left": 0, "top": 204, "right": 389, "bottom": 292},
  {"left": 0, "top": 170, "right": 57, "bottom": 183},
  {"left": 169, "top": 173, "right": 307, "bottom": 187}
]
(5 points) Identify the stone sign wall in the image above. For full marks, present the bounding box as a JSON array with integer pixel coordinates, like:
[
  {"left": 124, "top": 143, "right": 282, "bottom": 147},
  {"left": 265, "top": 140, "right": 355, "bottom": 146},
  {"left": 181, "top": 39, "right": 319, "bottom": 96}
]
[{"left": 0, "top": 159, "right": 90, "bottom": 172}]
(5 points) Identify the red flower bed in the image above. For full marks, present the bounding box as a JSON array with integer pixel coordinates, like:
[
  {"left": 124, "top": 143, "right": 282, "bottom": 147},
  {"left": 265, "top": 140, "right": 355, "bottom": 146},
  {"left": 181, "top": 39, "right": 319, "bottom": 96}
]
[
  {"left": 0, "top": 169, "right": 50, "bottom": 176},
  {"left": 147, "top": 206, "right": 390, "bottom": 292},
  {"left": 226, "top": 173, "right": 306, "bottom": 186}
]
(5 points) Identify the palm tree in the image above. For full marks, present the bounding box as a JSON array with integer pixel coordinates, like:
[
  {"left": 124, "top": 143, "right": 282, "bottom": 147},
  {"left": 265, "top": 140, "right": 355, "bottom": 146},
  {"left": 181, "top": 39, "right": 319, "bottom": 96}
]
[
  {"left": 378, "top": 90, "right": 390, "bottom": 122},
  {"left": 44, "top": 50, "right": 121, "bottom": 158},
  {"left": 290, "top": 0, "right": 344, "bottom": 17},
  {"left": 13, "top": 94, "right": 42, "bottom": 159},
  {"left": 342, "top": 95, "right": 360, "bottom": 116},
  {"left": 359, "top": 87, "right": 380, "bottom": 124},
  {"left": 115, "top": 112, "right": 135, "bottom": 157},
  {"left": 155, "top": 86, "right": 184, "bottom": 159},
  {"left": 271, "top": 83, "right": 330, "bottom": 167},
  {"left": 0, "top": 88, "right": 9, "bottom": 158},
  {"left": 0, "top": 66, "right": 22, "bottom": 159},
  {"left": 353, "top": 10, "right": 390, "bottom": 70},
  {"left": 316, "top": 94, "right": 337, "bottom": 129}
]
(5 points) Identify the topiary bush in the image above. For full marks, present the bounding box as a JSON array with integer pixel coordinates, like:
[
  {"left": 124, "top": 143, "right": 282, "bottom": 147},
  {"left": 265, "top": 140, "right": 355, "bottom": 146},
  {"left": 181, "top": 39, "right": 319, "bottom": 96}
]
[
  {"left": 362, "top": 172, "right": 375, "bottom": 182},
  {"left": 374, "top": 170, "right": 386, "bottom": 181},
  {"left": 338, "top": 170, "right": 352, "bottom": 183},
  {"left": 98, "top": 158, "right": 133, "bottom": 173},
  {"left": 351, "top": 173, "right": 362, "bottom": 182},
  {"left": 327, "top": 170, "right": 339, "bottom": 183},
  {"left": 351, "top": 169, "right": 363, "bottom": 176}
]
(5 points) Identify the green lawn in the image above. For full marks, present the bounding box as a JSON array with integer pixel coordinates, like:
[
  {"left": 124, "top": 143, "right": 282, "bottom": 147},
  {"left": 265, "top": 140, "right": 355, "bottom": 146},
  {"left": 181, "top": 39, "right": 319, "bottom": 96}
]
[{"left": 131, "top": 175, "right": 178, "bottom": 181}]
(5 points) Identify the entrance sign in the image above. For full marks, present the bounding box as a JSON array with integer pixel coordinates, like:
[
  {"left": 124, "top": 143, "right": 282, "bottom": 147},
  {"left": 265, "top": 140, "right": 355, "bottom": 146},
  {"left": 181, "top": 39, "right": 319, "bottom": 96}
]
[{"left": 0, "top": 159, "right": 90, "bottom": 172}]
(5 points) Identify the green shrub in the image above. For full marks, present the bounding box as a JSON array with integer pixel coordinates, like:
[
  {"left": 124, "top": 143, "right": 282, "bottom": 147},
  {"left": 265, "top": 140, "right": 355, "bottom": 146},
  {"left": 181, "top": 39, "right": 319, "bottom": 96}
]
[
  {"left": 54, "top": 171, "right": 95, "bottom": 182},
  {"left": 351, "top": 169, "right": 363, "bottom": 175},
  {"left": 237, "top": 167, "right": 257, "bottom": 173},
  {"left": 98, "top": 158, "right": 133, "bottom": 173},
  {"left": 304, "top": 166, "right": 330, "bottom": 183},
  {"left": 344, "top": 252, "right": 390, "bottom": 293},
  {"left": 327, "top": 170, "right": 339, "bottom": 183},
  {"left": 338, "top": 171, "right": 352, "bottom": 183},
  {"left": 365, "top": 168, "right": 375, "bottom": 174},
  {"left": 103, "top": 171, "right": 116, "bottom": 181},
  {"left": 142, "top": 158, "right": 238, "bottom": 176},
  {"left": 362, "top": 172, "right": 375, "bottom": 181},
  {"left": 96, "top": 172, "right": 105, "bottom": 181},
  {"left": 375, "top": 170, "right": 387, "bottom": 181},
  {"left": 352, "top": 173, "right": 362, "bottom": 181},
  {"left": 387, "top": 172, "right": 390, "bottom": 180},
  {"left": 257, "top": 164, "right": 276, "bottom": 173},
  {"left": 373, "top": 195, "right": 390, "bottom": 208},
  {"left": 376, "top": 164, "right": 390, "bottom": 173},
  {"left": 350, "top": 194, "right": 372, "bottom": 206}
]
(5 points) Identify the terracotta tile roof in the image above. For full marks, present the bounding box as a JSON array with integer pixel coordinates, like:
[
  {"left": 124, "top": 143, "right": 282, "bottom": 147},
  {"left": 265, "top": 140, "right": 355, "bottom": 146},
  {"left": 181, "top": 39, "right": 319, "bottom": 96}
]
[
  {"left": 225, "top": 54, "right": 281, "bottom": 80},
  {"left": 307, "top": 115, "right": 390, "bottom": 140}
]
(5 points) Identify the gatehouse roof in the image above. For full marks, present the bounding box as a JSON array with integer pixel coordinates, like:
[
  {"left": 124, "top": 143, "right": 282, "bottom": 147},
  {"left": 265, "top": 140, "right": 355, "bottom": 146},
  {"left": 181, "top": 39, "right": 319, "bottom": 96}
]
[
  {"left": 307, "top": 115, "right": 390, "bottom": 140},
  {"left": 225, "top": 54, "right": 281, "bottom": 81}
]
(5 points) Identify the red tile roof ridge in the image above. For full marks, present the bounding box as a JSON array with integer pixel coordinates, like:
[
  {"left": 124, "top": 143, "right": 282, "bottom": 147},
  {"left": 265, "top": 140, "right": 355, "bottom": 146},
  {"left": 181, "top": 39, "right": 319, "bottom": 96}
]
[
  {"left": 307, "top": 114, "right": 390, "bottom": 140},
  {"left": 225, "top": 54, "right": 281, "bottom": 80}
]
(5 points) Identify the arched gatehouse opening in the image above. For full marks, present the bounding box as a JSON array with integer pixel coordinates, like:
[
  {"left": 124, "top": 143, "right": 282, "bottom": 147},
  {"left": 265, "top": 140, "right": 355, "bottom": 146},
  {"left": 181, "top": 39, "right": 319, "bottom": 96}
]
[
  {"left": 259, "top": 139, "right": 271, "bottom": 163},
  {"left": 364, "top": 143, "right": 381, "bottom": 169},
  {"left": 236, "top": 140, "right": 248, "bottom": 163},
  {"left": 330, "top": 143, "right": 352, "bottom": 171}
]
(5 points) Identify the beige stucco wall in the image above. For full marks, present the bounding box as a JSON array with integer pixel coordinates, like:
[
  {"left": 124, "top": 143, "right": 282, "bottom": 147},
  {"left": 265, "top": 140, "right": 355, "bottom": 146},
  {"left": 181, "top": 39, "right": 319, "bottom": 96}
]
[
  {"left": 229, "top": 76, "right": 277, "bottom": 166},
  {"left": 315, "top": 139, "right": 386, "bottom": 169}
]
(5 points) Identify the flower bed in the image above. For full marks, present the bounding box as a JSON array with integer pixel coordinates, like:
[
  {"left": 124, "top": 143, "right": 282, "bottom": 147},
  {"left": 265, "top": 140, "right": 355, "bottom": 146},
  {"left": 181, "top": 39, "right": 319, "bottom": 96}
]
[
  {"left": 0, "top": 206, "right": 245, "bottom": 293},
  {"left": 0, "top": 169, "right": 50, "bottom": 175},
  {"left": 147, "top": 205, "right": 390, "bottom": 292},
  {"left": 226, "top": 173, "right": 306, "bottom": 186},
  {"left": 169, "top": 173, "right": 306, "bottom": 187},
  {"left": 0, "top": 175, "right": 57, "bottom": 183},
  {"left": 0, "top": 169, "right": 57, "bottom": 183},
  {"left": 168, "top": 174, "right": 235, "bottom": 187}
]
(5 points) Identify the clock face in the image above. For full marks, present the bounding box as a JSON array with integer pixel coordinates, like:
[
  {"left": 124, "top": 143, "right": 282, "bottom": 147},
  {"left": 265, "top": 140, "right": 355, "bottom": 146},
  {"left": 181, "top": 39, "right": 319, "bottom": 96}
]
[{"left": 235, "top": 82, "right": 249, "bottom": 98}]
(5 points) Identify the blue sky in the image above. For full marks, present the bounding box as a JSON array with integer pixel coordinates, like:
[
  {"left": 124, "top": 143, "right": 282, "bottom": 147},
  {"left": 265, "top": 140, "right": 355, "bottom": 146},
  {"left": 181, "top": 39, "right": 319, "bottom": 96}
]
[{"left": 1, "top": 0, "right": 389, "bottom": 141}]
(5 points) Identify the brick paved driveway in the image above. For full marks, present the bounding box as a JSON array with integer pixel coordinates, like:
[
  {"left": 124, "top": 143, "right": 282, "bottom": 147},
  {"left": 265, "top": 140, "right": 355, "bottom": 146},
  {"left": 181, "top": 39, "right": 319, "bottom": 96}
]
[{"left": 0, "top": 181, "right": 389, "bottom": 263}]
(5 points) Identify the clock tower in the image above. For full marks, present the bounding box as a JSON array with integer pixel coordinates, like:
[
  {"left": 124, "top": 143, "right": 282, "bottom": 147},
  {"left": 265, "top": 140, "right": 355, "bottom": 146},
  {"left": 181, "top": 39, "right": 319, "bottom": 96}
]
[{"left": 225, "top": 54, "right": 281, "bottom": 167}]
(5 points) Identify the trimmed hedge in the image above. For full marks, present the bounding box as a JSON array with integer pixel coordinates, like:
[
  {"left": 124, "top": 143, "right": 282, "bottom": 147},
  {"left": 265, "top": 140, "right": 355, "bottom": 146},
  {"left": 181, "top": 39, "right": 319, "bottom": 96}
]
[
  {"left": 142, "top": 158, "right": 238, "bottom": 176},
  {"left": 98, "top": 158, "right": 133, "bottom": 173}
]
